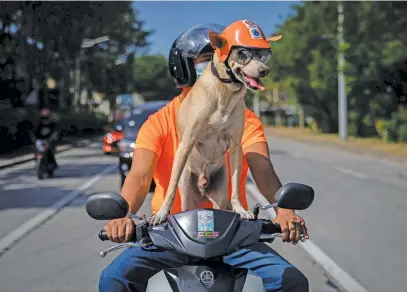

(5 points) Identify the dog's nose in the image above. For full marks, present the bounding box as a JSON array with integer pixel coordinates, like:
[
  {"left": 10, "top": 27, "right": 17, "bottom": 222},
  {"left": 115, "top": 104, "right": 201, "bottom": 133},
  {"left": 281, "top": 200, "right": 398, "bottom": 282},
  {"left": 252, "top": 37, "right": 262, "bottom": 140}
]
[{"left": 258, "top": 68, "right": 270, "bottom": 77}]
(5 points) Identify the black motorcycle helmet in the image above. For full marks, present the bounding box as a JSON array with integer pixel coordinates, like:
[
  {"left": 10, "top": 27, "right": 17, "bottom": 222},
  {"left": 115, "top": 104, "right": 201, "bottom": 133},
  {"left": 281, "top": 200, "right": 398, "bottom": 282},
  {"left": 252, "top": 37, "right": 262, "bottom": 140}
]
[{"left": 168, "top": 23, "right": 225, "bottom": 88}]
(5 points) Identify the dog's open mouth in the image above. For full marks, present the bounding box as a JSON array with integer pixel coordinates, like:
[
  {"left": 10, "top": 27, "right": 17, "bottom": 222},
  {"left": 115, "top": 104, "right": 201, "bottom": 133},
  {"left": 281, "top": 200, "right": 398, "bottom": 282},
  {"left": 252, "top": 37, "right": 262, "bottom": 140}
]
[{"left": 237, "top": 69, "right": 265, "bottom": 91}]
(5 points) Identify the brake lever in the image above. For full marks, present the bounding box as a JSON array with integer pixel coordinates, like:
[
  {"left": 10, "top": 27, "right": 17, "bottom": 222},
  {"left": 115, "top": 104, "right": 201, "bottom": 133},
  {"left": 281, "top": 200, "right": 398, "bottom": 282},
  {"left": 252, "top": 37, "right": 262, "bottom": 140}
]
[{"left": 100, "top": 242, "right": 151, "bottom": 257}]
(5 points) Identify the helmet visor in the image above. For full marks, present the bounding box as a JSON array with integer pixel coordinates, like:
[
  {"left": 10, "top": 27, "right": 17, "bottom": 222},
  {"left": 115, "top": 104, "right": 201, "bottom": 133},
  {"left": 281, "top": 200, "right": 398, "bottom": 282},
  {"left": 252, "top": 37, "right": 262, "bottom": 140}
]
[{"left": 176, "top": 23, "right": 225, "bottom": 58}]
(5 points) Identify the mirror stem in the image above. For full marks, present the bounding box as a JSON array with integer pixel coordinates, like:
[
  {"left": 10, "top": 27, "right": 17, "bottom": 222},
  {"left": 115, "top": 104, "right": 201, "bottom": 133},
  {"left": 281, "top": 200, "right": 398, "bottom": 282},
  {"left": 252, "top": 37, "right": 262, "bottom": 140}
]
[
  {"left": 253, "top": 203, "right": 278, "bottom": 219},
  {"left": 126, "top": 213, "right": 144, "bottom": 221}
]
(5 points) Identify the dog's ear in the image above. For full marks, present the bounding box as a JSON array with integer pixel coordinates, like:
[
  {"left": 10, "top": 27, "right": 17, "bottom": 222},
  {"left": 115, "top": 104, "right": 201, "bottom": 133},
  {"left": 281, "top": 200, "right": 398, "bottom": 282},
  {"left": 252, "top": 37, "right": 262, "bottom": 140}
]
[
  {"left": 208, "top": 31, "right": 227, "bottom": 49},
  {"left": 266, "top": 34, "right": 283, "bottom": 42}
]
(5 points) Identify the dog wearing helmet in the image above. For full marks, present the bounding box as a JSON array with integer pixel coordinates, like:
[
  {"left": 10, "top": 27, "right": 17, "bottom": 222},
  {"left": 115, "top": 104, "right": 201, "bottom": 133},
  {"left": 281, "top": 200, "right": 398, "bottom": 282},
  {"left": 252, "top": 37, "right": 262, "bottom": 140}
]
[
  {"left": 149, "top": 20, "right": 282, "bottom": 226},
  {"left": 209, "top": 20, "right": 282, "bottom": 90}
]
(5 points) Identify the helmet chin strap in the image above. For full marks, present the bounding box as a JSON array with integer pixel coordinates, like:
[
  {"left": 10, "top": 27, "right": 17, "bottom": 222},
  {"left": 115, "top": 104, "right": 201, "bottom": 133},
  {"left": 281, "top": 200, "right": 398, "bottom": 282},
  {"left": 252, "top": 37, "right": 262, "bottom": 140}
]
[{"left": 210, "top": 61, "right": 241, "bottom": 84}]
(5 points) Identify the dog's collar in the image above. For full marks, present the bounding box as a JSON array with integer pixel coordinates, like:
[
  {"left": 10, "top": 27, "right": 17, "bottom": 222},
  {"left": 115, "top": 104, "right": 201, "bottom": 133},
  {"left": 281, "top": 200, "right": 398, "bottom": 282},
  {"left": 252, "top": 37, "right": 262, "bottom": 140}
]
[{"left": 210, "top": 61, "right": 241, "bottom": 84}]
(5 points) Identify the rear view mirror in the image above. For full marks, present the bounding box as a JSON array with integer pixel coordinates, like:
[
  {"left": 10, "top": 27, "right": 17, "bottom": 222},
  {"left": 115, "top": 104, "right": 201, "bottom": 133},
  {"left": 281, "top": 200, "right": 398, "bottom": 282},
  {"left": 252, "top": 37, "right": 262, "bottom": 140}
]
[
  {"left": 86, "top": 192, "right": 129, "bottom": 220},
  {"left": 275, "top": 183, "right": 314, "bottom": 210}
]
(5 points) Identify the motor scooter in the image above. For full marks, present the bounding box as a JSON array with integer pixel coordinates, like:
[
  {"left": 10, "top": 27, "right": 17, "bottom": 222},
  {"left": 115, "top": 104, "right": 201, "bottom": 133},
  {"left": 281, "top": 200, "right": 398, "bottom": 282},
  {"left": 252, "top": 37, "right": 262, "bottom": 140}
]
[
  {"left": 35, "top": 133, "right": 58, "bottom": 179},
  {"left": 86, "top": 183, "right": 314, "bottom": 292}
]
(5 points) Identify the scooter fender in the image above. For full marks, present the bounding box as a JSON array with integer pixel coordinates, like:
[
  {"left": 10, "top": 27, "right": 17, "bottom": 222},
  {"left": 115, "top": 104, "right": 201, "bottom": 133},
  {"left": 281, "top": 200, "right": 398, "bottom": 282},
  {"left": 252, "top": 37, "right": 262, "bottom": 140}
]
[{"left": 146, "top": 265, "right": 265, "bottom": 292}]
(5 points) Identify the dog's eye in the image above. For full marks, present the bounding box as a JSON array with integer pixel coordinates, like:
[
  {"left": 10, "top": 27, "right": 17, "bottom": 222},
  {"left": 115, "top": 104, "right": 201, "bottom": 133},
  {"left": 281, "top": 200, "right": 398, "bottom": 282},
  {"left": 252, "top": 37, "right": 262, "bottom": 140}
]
[{"left": 237, "top": 50, "right": 251, "bottom": 63}]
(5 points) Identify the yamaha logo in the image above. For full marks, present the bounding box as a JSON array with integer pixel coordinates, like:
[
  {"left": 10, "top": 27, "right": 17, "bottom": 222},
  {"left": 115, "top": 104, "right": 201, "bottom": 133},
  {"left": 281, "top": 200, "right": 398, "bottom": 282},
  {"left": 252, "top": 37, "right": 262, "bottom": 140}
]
[{"left": 200, "top": 270, "right": 215, "bottom": 285}]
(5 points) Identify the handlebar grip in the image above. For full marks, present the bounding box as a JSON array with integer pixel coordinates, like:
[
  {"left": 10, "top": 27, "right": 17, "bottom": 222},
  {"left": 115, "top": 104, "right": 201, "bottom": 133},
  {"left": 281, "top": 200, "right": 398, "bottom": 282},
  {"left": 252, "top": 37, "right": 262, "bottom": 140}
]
[
  {"left": 98, "top": 224, "right": 146, "bottom": 242},
  {"left": 98, "top": 230, "right": 109, "bottom": 241},
  {"left": 261, "top": 220, "right": 282, "bottom": 234}
]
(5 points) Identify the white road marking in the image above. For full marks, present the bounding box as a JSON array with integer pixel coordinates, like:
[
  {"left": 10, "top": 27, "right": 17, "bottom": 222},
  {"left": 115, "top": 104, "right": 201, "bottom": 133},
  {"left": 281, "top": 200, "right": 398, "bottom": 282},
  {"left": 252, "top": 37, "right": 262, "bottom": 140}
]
[
  {"left": 246, "top": 177, "right": 369, "bottom": 292},
  {"left": 3, "top": 183, "right": 35, "bottom": 191},
  {"left": 335, "top": 167, "right": 367, "bottom": 179},
  {"left": 0, "top": 164, "right": 117, "bottom": 256}
]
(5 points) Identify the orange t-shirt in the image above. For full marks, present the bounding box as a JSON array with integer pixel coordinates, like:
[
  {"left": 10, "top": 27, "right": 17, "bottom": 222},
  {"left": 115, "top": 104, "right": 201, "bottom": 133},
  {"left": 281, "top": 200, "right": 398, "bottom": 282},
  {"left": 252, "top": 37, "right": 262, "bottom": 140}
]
[{"left": 135, "top": 92, "right": 267, "bottom": 215}]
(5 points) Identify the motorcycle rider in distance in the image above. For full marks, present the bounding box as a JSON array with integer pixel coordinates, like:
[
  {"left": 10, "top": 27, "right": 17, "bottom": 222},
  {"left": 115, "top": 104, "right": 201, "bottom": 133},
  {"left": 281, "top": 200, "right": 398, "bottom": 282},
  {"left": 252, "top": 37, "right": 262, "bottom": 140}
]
[
  {"left": 34, "top": 108, "right": 59, "bottom": 169},
  {"left": 100, "top": 23, "right": 309, "bottom": 292}
]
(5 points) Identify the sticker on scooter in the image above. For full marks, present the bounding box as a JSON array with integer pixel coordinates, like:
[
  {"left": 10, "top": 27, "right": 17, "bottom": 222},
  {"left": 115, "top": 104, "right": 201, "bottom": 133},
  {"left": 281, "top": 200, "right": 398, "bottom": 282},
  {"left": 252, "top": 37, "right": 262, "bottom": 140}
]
[
  {"left": 194, "top": 231, "right": 221, "bottom": 239},
  {"left": 197, "top": 210, "right": 214, "bottom": 232}
]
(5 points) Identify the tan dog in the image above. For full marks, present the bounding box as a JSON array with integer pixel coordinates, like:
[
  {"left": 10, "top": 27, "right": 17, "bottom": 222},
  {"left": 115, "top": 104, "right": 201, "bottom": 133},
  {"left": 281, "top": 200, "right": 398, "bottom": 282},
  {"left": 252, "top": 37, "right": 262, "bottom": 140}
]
[{"left": 150, "top": 20, "right": 282, "bottom": 225}]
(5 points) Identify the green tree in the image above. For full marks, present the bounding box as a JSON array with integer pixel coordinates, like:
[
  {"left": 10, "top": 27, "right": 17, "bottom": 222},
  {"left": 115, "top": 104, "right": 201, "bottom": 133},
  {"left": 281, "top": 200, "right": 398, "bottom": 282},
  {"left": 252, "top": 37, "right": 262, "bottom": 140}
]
[
  {"left": 133, "top": 55, "right": 180, "bottom": 101},
  {"left": 268, "top": 1, "right": 407, "bottom": 136},
  {"left": 0, "top": 2, "right": 152, "bottom": 108}
]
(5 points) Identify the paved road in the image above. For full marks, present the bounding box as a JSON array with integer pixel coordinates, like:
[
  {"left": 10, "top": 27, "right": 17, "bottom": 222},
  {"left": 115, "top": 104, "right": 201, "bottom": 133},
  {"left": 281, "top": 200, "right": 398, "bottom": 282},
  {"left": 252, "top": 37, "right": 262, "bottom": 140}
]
[
  {"left": 0, "top": 137, "right": 405, "bottom": 291},
  {"left": 267, "top": 136, "right": 407, "bottom": 292}
]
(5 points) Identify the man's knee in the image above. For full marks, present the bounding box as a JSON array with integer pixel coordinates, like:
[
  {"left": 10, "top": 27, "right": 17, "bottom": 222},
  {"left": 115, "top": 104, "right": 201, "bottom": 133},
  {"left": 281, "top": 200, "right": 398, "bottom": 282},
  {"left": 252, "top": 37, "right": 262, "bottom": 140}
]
[
  {"left": 99, "top": 249, "right": 138, "bottom": 291},
  {"left": 99, "top": 266, "right": 113, "bottom": 285},
  {"left": 99, "top": 266, "right": 122, "bottom": 292},
  {"left": 281, "top": 267, "right": 309, "bottom": 292}
]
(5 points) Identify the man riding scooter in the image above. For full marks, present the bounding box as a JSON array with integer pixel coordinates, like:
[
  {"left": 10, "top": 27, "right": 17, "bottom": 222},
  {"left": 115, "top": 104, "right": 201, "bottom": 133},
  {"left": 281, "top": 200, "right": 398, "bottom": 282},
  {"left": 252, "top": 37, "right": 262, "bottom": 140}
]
[
  {"left": 34, "top": 108, "right": 59, "bottom": 170},
  {"left": 100, "top": 23, "right": 309, "bottom": 292}
]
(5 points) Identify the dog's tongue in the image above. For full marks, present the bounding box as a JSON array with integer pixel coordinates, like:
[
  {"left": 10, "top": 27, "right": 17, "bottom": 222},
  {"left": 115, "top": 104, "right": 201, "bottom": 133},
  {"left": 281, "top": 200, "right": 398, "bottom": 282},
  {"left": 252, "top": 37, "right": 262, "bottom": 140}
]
[{"left": 246, "top": 76, "right": 265, "bottom": 91}]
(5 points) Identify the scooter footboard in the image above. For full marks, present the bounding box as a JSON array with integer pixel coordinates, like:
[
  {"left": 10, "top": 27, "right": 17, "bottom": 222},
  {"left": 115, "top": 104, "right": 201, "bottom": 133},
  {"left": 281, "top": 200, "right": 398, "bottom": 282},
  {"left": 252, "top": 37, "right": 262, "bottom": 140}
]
[{"left": 146, "top": 263, "right": 265, "bottom": 292}]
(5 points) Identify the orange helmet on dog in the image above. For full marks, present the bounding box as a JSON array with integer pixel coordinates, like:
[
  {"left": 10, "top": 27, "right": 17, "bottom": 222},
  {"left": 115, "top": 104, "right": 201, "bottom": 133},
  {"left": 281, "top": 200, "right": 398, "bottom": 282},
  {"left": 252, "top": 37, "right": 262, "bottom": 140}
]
[{"left": 212, "top": 20, "right": 282, "bottom": 62}]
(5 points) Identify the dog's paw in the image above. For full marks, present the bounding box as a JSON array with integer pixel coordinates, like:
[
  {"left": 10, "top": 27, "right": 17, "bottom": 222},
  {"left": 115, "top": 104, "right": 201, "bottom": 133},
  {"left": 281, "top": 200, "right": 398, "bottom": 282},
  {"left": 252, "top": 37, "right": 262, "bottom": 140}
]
[
  {"left": 233, "top": 205, "right": 255, "bottom": 220},
  {"left": 149, "top": 212, "right": 169, "bottom": 226},
  {"left": 239, "top": 210, "right": 255, "bottom": 220}
]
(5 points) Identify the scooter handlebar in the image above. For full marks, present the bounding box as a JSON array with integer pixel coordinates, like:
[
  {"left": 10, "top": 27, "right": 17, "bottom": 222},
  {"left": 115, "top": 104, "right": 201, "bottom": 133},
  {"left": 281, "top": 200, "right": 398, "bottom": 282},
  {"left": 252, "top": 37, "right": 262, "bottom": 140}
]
[
  {"left": 98, "top": 220, "right": 282, "bottom": 243},
  {"left": 261, "top": 219, "right": 282, "bottom": 234},
  {"left": 98, "top": 230, "right": 109, "bottom": 241},
  {"left": 98, "top": 224, "right": 147, "bottom": 242}
]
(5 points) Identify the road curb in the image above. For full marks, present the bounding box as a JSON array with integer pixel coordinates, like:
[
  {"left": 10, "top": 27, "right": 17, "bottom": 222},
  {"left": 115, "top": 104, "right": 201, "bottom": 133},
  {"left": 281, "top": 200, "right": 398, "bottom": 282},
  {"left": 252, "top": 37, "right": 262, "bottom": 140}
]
[
  {"left": 265, "top": 133, "right": 407, "bottom": 164},
  {"left": 0, "top": 136, "right": 102, "bottom": 170}
]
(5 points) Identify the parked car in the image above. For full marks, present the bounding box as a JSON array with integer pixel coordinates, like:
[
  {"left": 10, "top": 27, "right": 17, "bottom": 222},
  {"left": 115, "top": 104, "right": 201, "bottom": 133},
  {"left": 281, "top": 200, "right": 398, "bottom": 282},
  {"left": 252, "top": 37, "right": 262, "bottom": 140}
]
[
  {"left": 118, "top": 101, "right": 169, "bottom": 188},
  {"left": 103, "top": 121, "right": 125, "bottom": 155}
]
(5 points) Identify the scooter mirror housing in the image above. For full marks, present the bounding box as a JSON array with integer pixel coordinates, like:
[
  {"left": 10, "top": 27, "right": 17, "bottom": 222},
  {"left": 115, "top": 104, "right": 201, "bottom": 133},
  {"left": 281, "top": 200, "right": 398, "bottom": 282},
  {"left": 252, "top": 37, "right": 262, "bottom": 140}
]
[
  {"left": 275, "top": 183, "right": 314, "bottom": 210},
  {"left": 86, "top": 192, "right": 129, "bottom": 220},
  {"left": 252, "top": 183, "right": 314, "bottom": 219}
]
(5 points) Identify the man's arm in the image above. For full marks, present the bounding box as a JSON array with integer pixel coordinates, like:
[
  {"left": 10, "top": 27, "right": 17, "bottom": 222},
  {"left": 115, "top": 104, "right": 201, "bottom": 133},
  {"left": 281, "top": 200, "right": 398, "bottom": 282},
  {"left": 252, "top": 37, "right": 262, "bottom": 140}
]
[
  {"left": 121, "top": 148, "right": 158, "bottom": 214},
  {"left": 245, "top": 141, "right": 282, "bottom": 205},
  {"left": 245, "top": 141, "right": 309, "bottom": 244},
  {"left": 104, "top": 111, "right": 166, "bottom": 243}
]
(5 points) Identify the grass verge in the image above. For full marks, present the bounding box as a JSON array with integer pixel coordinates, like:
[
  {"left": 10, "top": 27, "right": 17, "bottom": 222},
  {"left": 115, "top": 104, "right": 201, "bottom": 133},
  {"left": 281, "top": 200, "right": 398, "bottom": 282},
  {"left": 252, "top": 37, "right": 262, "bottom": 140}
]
[{"left": 264, "top": 127, "right": 407, "bottom": 160}]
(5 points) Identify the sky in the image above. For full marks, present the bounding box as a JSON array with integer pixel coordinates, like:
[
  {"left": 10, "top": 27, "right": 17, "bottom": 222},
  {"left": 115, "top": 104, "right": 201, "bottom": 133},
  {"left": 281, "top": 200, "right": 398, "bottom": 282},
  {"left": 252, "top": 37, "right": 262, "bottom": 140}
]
[{"left": 132, "top": 1, "right": 298, "bottom": 57}]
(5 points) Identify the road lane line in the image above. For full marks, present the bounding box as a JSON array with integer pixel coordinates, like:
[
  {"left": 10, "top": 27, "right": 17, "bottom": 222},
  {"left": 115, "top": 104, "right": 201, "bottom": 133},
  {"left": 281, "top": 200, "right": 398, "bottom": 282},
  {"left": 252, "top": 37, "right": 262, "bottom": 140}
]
[
  {"left": 0, "top": 164, "right": 117, "bottom": 257},
  {"left": 246, "top": 179, "right": 369, "bottom": 292},
  {"left": 335, "top": 167, "right": 367, "bottom": 179}
]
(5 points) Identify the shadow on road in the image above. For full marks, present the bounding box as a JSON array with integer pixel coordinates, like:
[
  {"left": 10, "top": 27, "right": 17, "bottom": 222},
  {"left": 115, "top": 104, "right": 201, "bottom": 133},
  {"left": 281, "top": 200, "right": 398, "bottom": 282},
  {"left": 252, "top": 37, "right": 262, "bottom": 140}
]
[
  {"left": 0, "top": 185, "right": 73, "bottom": 211},
  {"left": 0, "top": 162, "right": 118, "bottom": 211}
]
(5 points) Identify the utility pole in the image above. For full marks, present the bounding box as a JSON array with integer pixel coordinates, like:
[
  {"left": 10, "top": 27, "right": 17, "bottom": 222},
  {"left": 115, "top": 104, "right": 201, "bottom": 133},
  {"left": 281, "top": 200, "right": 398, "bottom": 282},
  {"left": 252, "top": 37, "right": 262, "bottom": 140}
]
[
  {"left": 298, "top": 105, "right": 305, "bottom": 128},
  {"left": 73, "top": 36, "right": 110, "bottom": 110},
  {"left": 74, "top": 50, "right": 82, "bottom": 109},
  {"left": 273, "top": 87, "right": 281, "bottom": 126},
  {"left": 337, "top": 1, "right": 348, "bottom": 140}
]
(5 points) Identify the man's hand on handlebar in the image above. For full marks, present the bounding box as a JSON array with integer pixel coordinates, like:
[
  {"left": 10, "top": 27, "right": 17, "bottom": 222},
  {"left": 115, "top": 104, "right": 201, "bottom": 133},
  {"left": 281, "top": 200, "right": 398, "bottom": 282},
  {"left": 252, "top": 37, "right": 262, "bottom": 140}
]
[
  {"left": 104, "top": 217, "right": 134, "bottom": 243},
  {"left": 272, "top": 208, "right": 308, "bottom": 245}
]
